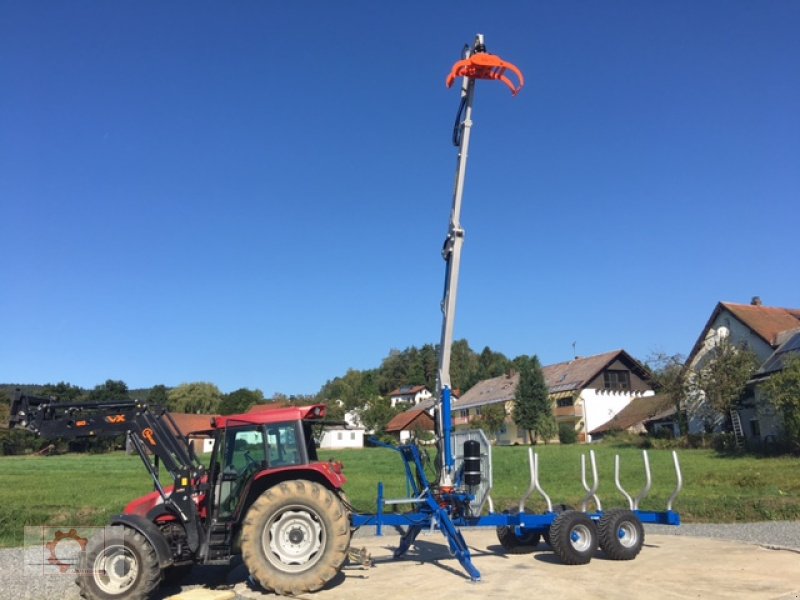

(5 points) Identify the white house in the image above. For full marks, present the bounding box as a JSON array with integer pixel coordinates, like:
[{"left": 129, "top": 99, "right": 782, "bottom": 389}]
[
  {"left": 318, "top": 409, "right": 366, "bottom": 449},
  {"left": 452, "top": 350, "right": 654, "bottom": 444},
  {"left": 684, "top": 298, "right": 800, "bottom": 441},
  {"left": 388, "top": 385, "right": 433, "bottom": 409}
]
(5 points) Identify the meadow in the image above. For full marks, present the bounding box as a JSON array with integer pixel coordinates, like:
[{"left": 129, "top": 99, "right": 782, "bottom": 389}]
[{"left": 1, "top": 443, "right": 798, "bottom": 547}]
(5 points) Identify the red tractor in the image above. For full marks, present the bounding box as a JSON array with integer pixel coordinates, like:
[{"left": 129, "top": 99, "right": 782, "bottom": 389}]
[{"left": 10, "top": 394, "right": 352, "bottom": 599}]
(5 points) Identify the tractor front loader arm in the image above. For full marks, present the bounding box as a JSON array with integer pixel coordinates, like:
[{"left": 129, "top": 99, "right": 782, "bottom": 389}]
[{"left": 9, "top": 392, "right": 208, "bottom": 554}]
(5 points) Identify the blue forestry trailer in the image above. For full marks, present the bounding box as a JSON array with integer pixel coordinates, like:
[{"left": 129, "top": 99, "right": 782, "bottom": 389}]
[{"left": 349, "top": 34, "right": 683, "bottom": 580}]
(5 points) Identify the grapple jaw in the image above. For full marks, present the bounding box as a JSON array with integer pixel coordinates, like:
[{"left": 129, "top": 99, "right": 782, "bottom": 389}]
[{"left": 446, "top": 51, "right": 525, "bottom": 96}]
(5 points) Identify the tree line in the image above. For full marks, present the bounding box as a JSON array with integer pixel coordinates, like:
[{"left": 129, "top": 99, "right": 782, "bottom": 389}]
[{"left": 0, "top": 339, "right": 559, "bottom": 454}]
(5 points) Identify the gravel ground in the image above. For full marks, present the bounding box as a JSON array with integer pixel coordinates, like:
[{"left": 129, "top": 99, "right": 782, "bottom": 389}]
[
  {"left": 645, "top": 520, "right": 800, "bottom": 552},
  {"left": 1, "top": 521, "right": 798, "bottom": 600}
]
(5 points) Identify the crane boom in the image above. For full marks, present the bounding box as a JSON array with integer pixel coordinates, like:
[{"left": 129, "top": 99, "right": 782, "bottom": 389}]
[{"left": 436, "top": 34, "right": 523, "bottom": 487}]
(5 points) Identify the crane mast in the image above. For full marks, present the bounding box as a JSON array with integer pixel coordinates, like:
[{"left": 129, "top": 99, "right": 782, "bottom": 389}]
[{"left": 435, "top": 34, "right": 524, "bottom": 486}]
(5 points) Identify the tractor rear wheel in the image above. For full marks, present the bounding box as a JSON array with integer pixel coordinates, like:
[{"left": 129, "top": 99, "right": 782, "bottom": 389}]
[
  {"left": 241, "top": 480, "right": 351, "bottom": 596},
  {"left": 548, "top": 510, "right": 597, "bottom": 565},
  {"left": 76, "top": 526, "right": 161, "bottom": 600},
  {"left": 598, "top": 509, "right": 644, "bottom": 560}
]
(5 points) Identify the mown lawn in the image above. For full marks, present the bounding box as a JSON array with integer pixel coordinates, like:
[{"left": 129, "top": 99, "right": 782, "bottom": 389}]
[{"left": 1, "top": 444, "right": 798, "bottom": 547}]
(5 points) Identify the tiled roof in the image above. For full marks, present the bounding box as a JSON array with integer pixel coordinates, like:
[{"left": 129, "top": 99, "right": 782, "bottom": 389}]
[
  {"left": 687, "top": 302, "right": 800, "bottom": 365},
  {"left": 454, "top": 372, "right": 519, "bottom": 409},
  {"left": 542, "top": 350, "right": 630, "bottom": 394},
  {"left": 754, "top": 329, "right": 800, "bottom": 378},
  {"left": 170, "top": 412, "right": 217, "bottom": 436},
  {"left": 723, "top": 303, "right": 800, "bottom": 346},
  {"left": 590, "top": 394, "right": 676, "bottom": 435},
  {"left": 388, "top": 385, "right": 427, "bottom": 397},
  {"left": 452, "top": 350, "right": 647, "bottom": 410},
  {"left": 385, "top": 409, "right": 434, "bottom": 432}
]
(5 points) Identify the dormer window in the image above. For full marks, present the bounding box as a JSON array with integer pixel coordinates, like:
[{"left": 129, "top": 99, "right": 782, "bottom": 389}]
[{"left": 604, "top": 370, "right": 630, "bottom": 391}]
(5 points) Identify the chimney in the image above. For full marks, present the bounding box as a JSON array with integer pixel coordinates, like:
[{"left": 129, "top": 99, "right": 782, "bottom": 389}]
[{"left": 751, "top": 296, "right": 762, "bottom": 306}]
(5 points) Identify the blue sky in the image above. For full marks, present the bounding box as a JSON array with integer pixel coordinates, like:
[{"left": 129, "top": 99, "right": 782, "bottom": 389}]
[{"left": 2, "top": 1, "right": 798, "bottom": 395}]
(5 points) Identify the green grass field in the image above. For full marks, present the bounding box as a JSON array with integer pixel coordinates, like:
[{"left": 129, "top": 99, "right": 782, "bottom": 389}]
[{"left": 1, "top": 444, "right": 798, "bottom": 547}]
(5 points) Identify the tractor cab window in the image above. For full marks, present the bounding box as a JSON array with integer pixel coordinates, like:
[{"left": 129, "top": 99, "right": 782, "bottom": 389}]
[
  {"left": 265, "top": 422, "right": 305, "bottom": 467},
  {"left": 218, "top": 426, "right": 266, "bottom": 518},
  {"left": 225, "top": 427, "right": 267, "bottom": 475}
]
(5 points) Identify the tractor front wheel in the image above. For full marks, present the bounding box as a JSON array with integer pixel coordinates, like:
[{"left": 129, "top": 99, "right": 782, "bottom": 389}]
[
  {"left": 76, "top": 526, "right": 161, "bottom": 600},
  {"left": 241, "top": 480, "right": 351, "bottom": 596}
]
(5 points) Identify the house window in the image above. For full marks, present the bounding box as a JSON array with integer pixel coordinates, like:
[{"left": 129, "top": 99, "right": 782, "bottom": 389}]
[
  {"left": 556, "top": 397, "right": 574, "bottom": 408},
  {"left": 749, "top": 419, "right": 760, "bottom": 438},
  {"left": 459, "top": 409, "right": 468, "bottom": 419},
  {"left": 337, "top": 432, "right": 343, "bottom": 441},
  {"left": 350, "top": 432, "right": 356, "bottom": 440},
  {"left": 475, "top": 406, "right": 483, "bottom": 417},
  {"left": 604, "top": 370, "right": 630, "bottom": 391}
]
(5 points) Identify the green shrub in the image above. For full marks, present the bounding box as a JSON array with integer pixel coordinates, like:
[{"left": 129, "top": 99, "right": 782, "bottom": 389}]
[{"left": 558, "top": 423, "right": 578, "bottom": 445}]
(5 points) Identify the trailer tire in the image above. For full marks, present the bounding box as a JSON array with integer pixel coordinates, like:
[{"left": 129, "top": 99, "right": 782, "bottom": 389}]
[
  {"left": 76, "top": 526, "right": 161, "bottom": 600},
  {"left": 496, "top": 509, "right": 540, "bottom": 553},
  {"left": 543, "top": 503, "right": 574, "bottom": 547},
  {"left": 549, "top": 511, "right": 597, "bottom": 565},
  {"left": 598, "top": 509, "right": 644, "bottom": 560},
  {"left": 241, "top": 480, "right": 350, "bottom": 596}
]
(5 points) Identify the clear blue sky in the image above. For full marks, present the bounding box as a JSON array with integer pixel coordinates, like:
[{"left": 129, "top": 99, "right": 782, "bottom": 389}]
[{"left": 2, "top": 2, "right": 798, "bottom": 395}]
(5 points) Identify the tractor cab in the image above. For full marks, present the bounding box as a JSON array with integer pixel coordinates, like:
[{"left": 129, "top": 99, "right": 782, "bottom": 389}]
[
  {"left": 203, "top": 404, "right": 342, "bottom": 523},
  {"left": 211, "top": 418, "right": 316, "bottom": 517}
]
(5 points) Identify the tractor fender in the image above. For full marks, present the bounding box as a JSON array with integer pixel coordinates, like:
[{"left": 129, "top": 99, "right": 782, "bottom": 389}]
[{"left": 109, "top": 514, "right": 174, "bottom": 568}]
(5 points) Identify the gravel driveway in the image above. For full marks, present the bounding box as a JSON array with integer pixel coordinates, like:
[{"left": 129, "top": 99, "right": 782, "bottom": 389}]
[{"left": 2, "top": 521, "right": 798, "bottom": 600}]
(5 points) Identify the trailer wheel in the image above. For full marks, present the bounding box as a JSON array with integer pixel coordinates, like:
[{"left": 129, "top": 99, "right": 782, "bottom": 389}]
[
  {"left": 543, "top": 503, "right": 574, "bottom": 547},
  {"left": 549, "top": 511, "right": 597, "bottom": 565},
  {"left": 76, "top": 526, "right": 161, "bottom": 600},
  {"left": 241, "top": 480, "right": 351, "bottom": 596},
  {"left": 496, "top": 509, "right": 540, "bottom": 553},
  {"left": 598, "top": 509, "right": 644, "bottom": 560}
]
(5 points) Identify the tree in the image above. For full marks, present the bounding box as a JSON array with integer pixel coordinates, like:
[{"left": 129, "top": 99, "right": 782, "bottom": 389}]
[
  {"left": 450, "top": 339, "right": 480, "bottom": 391},
  {"left": 87, "top": 380, "right": 129, "bottom": 403},
  {"left": 647, "top": 352, "right": 688, "bottom": 435},
  {"left": 762, "top": 355, "right": 800, "bottom": 451},
  {"left": 360, "top": 396, "right": 401, "bottom": 435},
  {"left": 477, "top": 346, "right": 512, "bottom": 382},
  {"left": 167, "top": 383, "right": 223, "bottom": 414},
  {"left": 694, "top": 339, "right": 759, "bottom": 425},
  {"left": 474, "top": 402, "right": 507, "bottom": 441},
  {"left": 512, "top": 355, "right": 556, "bottom": 444},
  {"left": 41, "top": 382, "right": 85, "bottom": 403},
  {"left": 147, "top": 384, "right": 170, "bottom": 406},
  {"left": 219, "top": 388, "right": 265, "bottom": 415}
]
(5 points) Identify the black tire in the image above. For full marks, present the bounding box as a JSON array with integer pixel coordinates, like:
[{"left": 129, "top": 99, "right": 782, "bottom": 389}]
[
  {"left": 241, "top": 480, "right": 351, "bottom": 596},
  {"left": 549, "top": 511, "right": 597, "bottom": 565},
  {"left": 543, "top": 503, "right": 574, "bottom": 547},
  {"left": 598, "top": 509, "right": 644, "bottom": 560},
  {"left": 76, "top": 526, "right": 161, "bottom": 600},
  {"left": 496, "top": 509, "right": 541, "bottom": 554}
]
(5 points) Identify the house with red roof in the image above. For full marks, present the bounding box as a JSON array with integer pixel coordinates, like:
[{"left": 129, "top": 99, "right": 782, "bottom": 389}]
[
  {"left": 452, "top": 350, "right": 654, "bottom": 444},
  {"left": 385, "top": 409, "right": 435, "bottom": 443},
  {"left": 684, "top": 298, "right": 800, "bottom": 441}
]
